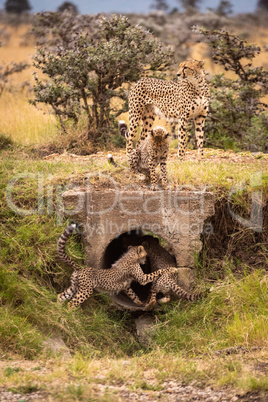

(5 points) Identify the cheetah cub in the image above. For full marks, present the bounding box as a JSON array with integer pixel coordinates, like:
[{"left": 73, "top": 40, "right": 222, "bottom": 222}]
[
  {"left": 57, "top": 224, "right": 178, "bottom": 308},
  {"left": 141, "top": 236, "right": 206, "bottom": 310},
  {"left": 119, "top": 120, "right": 170, "bottom": 190}
]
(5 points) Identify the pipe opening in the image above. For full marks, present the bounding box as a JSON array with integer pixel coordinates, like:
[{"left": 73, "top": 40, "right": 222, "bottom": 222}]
[{"left": 101, "top": 229, "right": 176, "bottom": 310}]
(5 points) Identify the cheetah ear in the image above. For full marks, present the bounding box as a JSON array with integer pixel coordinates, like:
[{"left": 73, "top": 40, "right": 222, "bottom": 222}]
[
  {"left": 137, "top": 245, "right": 144, "bottom": 253},
  {"left": 141, "top": 241, "right": 149, "bottom": 249},
  {"left": 127, "top": 245, "right": 133, "bottom": 250}
]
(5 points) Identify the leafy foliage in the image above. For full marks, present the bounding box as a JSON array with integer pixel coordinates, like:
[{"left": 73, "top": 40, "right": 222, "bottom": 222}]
[
  {"left": 150, "top": 0, "right": 169, "bottom": 11},
  {"left": 257, "top": 0, "right": 268, "bottom": 11},
  {"left": 30, "top": 13, "right": 174, "bottom": 144},
  {"left": 57, "top": 1, "right": 78, "bottom": 14},
  {"left": 195, "top": 27, "right": 268, "bottom": 152},
  {"left": 177, "top": 0, "right": 202, "bottom": 12},
  {"left": 4, "top": 0, "right": 31, "bottom": 14},
  {"left": 208, "top": 1, "right": 233, "bottom": 16}
]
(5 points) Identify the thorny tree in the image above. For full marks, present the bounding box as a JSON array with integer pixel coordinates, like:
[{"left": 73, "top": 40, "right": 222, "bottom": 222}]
[
  {"left": 31, "top": 12, "right": 174, "bottom": 143},
  {"left": 195, "top": 27, "right": 268, "bottom": 152}
]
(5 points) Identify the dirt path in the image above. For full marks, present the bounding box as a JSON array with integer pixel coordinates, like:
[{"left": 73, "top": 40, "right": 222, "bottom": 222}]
[
  {"left": 0, "top": 357, "right": 267, "bottom": 402},
  {"left": 0, "top": 382, "right": 266, "bottom": 401}
]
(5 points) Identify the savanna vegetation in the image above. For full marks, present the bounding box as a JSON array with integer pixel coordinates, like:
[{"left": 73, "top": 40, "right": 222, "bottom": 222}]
[{"left": 0, "top": 3, "right": 267, "bottom": 401}]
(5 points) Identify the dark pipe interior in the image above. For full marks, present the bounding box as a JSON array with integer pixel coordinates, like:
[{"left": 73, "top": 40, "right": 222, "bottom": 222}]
[{"left": 101, "top": 229, "right": 175, "bottom": 308}]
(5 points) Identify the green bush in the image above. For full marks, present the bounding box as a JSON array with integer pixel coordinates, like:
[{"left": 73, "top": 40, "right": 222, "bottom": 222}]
[
  {"left": 31, "top": 13, "right": 173, "bottom": 144},
  {"left": 195, "top": 27, "right": 268, "bottom": 152}
]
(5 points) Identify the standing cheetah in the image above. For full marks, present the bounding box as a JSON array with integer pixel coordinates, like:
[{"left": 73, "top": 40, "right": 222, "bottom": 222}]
[
  {"left": 119, "top": 121, "right": 170, "bottom": 190},
  {"left": 127, "top": 59, "right": 210, "bottom": 159},
  {"left": 57, "top": 224, "right": 178, "bottom": 307}
]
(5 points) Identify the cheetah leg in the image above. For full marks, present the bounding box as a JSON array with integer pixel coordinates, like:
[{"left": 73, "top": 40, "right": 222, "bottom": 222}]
[
  {"left": 132, "top": 266, "right": 178, "bottom": 286},
  {"left": 170, "top": 281, "right": 196, "bottom": 301},
  {"left": 57, "top": 272, "right": 78, "bottom": 302},
  {"left": 137, "top": 104, "right": 155, "bottom": 148},
  {"left": 159, "top": 158, "right": 168, "bottom": 190},
  {"left": 57, "top": 288, "right": 74, "bottom": 302},
  {"left": 194, "top": 114, "right": 206, "bottom": 159},
  {"left": 127, "top": 109, "right": 142, "bottom": 156},
  {"left": 148, "top": 158, "right": 158, "bottom": 190},
  {"left": 177, "top": 117, "right": 188, "bottom": 160},
  {"left": 69, "top": 281, "right": 94, "bottom": 308},
  {"left": 125, "top": 287, "right": 144, "bottom": 306},
  {"left": 144, "top": 290, "right": 157, "bottom": 310},
  {"left": 128, "top": 149, "right": 140, "bottom": 172}
]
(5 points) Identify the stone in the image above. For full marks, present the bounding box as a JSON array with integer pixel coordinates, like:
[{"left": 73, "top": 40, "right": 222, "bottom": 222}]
[
  {"left": 62, "top": 188, "right": 215, "bottom": 309},
  {"left": 135, "top": 315, "right": 155, "bottom": 347},
  {"left": 42, "top": 337, "right": 71, "bottom": 359}
]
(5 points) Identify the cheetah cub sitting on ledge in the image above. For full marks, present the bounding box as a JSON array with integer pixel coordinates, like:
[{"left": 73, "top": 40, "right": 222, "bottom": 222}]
[
  {"left": 57, "top": 224, "right": 178, "bottom": 308},
  {"left": 119, "top": 120, "right": 170, "bottom": 190}
]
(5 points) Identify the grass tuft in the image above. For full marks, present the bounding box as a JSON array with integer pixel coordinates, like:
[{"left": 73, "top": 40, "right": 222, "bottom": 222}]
[{"left": 153, "top": 270, "right": 268, "bottom": 354}]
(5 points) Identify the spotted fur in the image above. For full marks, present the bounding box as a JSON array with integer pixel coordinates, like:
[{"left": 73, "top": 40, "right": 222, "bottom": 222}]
[
  {"left": 57, "top": 224, "right": 178, "bottom": 307},
  {"left": 127, "top": 59, "right": 210, "bottom": 159},
  {"left": 141, "top": 236, "right": 205, "bottom": 309},
  {"left": 119, "top": 121, "right": 169, "bottom": 189}
]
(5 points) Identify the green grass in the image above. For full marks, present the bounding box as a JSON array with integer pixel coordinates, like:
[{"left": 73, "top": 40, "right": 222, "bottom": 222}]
[
  {"left": 0, "top": 151, "right": 142, "bottom": 359},
  {"left": 153, "top": 270, "right": 268, "bottom": 354},
  {"left": 0, "top": 147, "right": 267, "bottom": 398}
]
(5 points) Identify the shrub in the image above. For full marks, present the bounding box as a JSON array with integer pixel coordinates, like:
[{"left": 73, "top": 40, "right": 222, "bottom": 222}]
[
  {"left": 195, "top": 27, "right": 268, "bottom": 152},
  {"left": 30, "top": 12, "right": 174, "bottom": 144}
]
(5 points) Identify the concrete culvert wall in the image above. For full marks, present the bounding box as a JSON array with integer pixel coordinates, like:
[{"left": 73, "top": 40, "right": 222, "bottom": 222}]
[{"left": 62, "top": 188, "right": 215, "bottom": 310}]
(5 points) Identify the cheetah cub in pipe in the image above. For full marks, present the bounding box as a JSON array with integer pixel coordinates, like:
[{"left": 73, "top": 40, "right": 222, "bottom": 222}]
[
  {"left": 119, "top": 120, "right": 170, "bottom": 190},
  {"left": 141, "top": 236, "right": 207, "bottom": 310},
  {"left": 57, "top": 224, "right": 178, "bottom": 308}
]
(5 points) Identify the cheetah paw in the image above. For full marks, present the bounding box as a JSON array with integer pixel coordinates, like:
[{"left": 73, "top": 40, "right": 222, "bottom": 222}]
[
  {"left": 158, "top": 296, "right": 171, "bottom": 304},
  {"left": 144, "top": 301, "right": 156, "bottom": 311},
  {"left": 150, "top": 184, "right": 161, "bottom": 191}
]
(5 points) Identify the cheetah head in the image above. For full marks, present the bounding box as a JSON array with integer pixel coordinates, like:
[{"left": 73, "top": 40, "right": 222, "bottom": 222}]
[
  {"left": 149, "top": 126, "right": 169, "bottom": 143},
  {"left": 127, "top": 245, "right": 147, "bottom": 265},
  {"left": 141, "top": 236, "right": 159, "bottom": 253},
  {"left": 177, "top": 59, "right": 205, "bottom": 79}
]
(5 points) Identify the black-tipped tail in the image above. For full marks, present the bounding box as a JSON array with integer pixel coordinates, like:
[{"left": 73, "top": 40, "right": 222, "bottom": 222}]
[
  {"left": 118, "top": 120, "right": 129, "bottom": 139},
  {"left": 57, "top": 224, "right": 81, "bottom": 271},
  {"left": 107, "top": 153, "right": 118, "bottom": 167}
]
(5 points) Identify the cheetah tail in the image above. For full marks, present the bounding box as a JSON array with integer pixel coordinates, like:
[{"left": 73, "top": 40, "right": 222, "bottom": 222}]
[
  {"left": 57, "top": 223, "right": 82, "bottom": 271},
  {"left": 118, "top": 120, "right": 129, "bottom": 139}
]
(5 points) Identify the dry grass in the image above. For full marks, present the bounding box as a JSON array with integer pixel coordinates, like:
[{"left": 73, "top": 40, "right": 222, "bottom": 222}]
[
  {"left": 0, "top": 92, "right": 57, "bottom": 144},
  {"left": 1, "top": 24, "right": 268, "bottom": 145},
  {"left": 0, "top": 348, "right": 267, "bottom": 400}
]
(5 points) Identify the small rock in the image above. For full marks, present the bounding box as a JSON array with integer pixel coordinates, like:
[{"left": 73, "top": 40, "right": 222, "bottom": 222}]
[
  {"left": 42, "top": 337, "right": 71, "bottom": 359},
  {"left": 135, "top": 315, "right": 155, "bottom": 347}
]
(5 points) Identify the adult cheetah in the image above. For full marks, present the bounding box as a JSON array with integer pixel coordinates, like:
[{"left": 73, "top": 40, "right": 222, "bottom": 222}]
[{"left": 127, "top": 59, "right": 210, "bottom": 160}]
